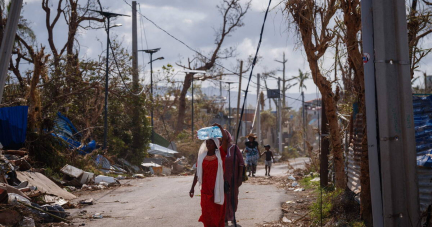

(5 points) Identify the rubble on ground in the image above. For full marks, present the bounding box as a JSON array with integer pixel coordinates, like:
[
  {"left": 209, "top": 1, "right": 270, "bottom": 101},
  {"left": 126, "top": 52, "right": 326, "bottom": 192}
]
[{"left": 0, "top": 148, "right": 152, "bottom": 226}]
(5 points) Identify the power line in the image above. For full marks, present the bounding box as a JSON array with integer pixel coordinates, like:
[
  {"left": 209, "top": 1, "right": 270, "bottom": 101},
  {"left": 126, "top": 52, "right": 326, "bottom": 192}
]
[
  {"left": 232, "top": 0, "right": 273, "bottom": 225},
  {"left": 121, "top": 0, "right": 247, "bottom": 77},
  {"left": 97, "top": 0, "right": 146, "bottom": 96},
  {"left": 109, "top": 40, "right": 146, "bottom": 96}
]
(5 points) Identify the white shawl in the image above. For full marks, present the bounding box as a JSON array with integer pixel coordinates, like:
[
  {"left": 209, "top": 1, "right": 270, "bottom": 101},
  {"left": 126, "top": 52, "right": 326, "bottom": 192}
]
[{"left": 196, "top": 138, "right": 224, "bottom": 205}]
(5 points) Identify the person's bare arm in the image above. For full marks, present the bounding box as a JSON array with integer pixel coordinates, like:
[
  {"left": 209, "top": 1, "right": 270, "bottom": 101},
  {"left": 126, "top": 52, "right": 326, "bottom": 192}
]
[
  {"left": 213, "top": 123, "right": 228, "bottom": 152},
  {"left": 190, "top": 172, "right": 198, "bottom": 198},
  {"left": 271, "top": 151, "right": 275, "bottom": 162}
]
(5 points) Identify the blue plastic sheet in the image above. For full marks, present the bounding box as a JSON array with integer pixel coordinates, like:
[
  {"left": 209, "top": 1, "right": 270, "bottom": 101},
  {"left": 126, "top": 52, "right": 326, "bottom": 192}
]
[
  {"left": 52, "top": 112, "right": 97, "bottom": 155},
  {"left": 0, "top": 106, "right": 28, "bottom": 149},
  {"left": 414, "top": 96, "right": 432, "bottom": 167}
]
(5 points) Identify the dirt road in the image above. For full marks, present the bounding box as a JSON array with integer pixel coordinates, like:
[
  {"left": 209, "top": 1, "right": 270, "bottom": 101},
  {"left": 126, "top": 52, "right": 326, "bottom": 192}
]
[
  {"left": 70, "top": 176, "right": 292, "bottom": 227},
  {"left": 255, "top": 157, "right": 310, "bottom": 177}
]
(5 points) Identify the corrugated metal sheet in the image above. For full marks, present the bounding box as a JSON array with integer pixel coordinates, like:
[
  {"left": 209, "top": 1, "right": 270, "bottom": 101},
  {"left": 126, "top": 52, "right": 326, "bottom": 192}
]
[
  {"left": 346, "top": 113, "right": 363, "bottom": 195},
  {"left": 418, "top": 167, "right": 432, "bottom": 212}
]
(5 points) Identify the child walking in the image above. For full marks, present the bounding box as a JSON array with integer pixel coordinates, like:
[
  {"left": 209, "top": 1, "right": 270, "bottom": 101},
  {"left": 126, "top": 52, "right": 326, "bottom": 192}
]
[{"left": 263, "top": 145, "right": 275, "bottom": 176}]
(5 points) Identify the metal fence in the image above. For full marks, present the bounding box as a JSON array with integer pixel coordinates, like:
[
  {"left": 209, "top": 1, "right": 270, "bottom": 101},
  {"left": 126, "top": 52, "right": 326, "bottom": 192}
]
[
  {"left": 346, "top": 113, "right": 362, "bottom": 195},
  {"left": 345, "top": 97, "right": 432, "bottom": 212}
]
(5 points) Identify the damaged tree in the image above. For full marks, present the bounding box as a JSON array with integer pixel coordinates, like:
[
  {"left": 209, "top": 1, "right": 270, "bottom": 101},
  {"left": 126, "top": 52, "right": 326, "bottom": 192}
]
[
  {"left": 175, "top": 0, "right": 250, "bottom": 134},
  {"left": 338, "top": 0, "right": 372, "bottom": 225},
  {"left": 285, "top": 0, "right": 346, "bottom": 189},
  {"left": 408, "top": 0, "right": 432, "bottom": 79}
]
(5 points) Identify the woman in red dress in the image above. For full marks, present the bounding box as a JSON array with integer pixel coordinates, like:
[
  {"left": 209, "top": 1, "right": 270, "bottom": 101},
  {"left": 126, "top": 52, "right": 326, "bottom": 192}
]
[{"left": 190, "top": 123, "right": 228, "bottom": 227}]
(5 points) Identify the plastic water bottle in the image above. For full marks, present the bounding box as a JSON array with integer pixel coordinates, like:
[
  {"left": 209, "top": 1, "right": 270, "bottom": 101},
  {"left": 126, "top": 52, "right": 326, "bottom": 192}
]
[{"left": 197, "top": 126, "right": 223, "bottom": 140}]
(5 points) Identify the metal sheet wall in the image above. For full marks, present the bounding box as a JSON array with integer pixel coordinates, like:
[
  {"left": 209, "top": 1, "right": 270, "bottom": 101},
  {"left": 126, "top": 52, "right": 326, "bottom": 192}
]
[
  {"left": 417, "top": 167, "right": 432, "bottom": 212},
  {"left": 346, "top": 113, "right": 363, "bottom": 195}
]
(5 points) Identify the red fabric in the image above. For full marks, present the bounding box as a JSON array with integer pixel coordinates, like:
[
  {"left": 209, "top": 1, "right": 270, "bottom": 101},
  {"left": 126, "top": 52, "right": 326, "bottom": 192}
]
[{"left": 199, "top": 157, "right": 226, "bottom": 227}]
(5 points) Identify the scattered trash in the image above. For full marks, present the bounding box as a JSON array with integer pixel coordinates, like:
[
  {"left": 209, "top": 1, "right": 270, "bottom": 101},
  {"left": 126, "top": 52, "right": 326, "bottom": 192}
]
[
  {"left": 288, "top": 175, "right": 296, "bottom": 181},
  {"left": 310, "top": 177, "right": 320, "bottom": 182},
  {"left": 17, "top": 172, "right": 76, "bottom": 200},
  {"left": 93, "top": 213, "right": 103, "bottom": 219},
  {"left": 282, "top": 217, "right": 292, "bottom": 223},
  {"left": 116, "top": 175, "right": 125, "bottom": 180},
  {"left": 0, "top": 183, "right": 30, "bottom": 200},
  {"left": 65, "top": 186, "right": 76, "bottom": 192},
  {"left": 285, "top": 200, "right": 295, "bottom": 204},
  {"left": 81, "top": 184, "right": 90, "bottom": 190},
  {"left": 294, "top": 188, "right": 305, "bottom": 192},
  {"left": 95, "top": 155, "right": 112, "bottom": 173},
  {"left": 118, "top": 158, "right": 141, "bottom": 173},
  {"left": 79, "top": 210, "right": 88, "bottom": 216},
  {"left": 296, "top": 200, "right": 304, "bottom": 203},
  {"left": 43, "top": 195, "right": 69, "bottom": 206},
  {"left": 20, "top": 217, "right": 35, "bottom": 227},
  {"left": 8, "top": 193, "right": 31, "bottom": 205},
  {"left": 292, "top": 181, "right": 299, "bottom": 187},
  {"left": 99, "top": 182, "right": 109, "bottom": 187},
  {"left": 79, "top": 172, "right": 95, "bottom": 184},
  {"left": 132, "top": 174, "right": 144, "bottom": 178},
  {"left": 61, "top": 164, "right": 84, "bottom": 178},
  {"left": 97, "top": 185, "right": 106, "bottom": 190},
  {"left": 80, "top": 198, "right": 94, "bottom": 205},
  {"left": 94, "top": 175, "right": 116, "bottom": 184}
]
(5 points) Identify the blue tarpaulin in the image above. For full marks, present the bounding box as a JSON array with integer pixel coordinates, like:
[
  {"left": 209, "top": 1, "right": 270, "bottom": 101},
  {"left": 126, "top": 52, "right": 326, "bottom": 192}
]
[
  {"left": 0, "top": 106, "right": 29, "bottom": 149},
  {"left": 413, "top": 96, "right": 432, "bottom": 167},
  {"left": 52, "top": 112, "right": 97, "bottom": 155}
]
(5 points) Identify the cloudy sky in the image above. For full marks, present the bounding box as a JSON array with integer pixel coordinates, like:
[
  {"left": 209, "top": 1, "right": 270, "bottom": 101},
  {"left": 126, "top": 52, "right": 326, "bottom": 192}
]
[{"left": 17, "top": 0, "right": 431, "bottom": 103}]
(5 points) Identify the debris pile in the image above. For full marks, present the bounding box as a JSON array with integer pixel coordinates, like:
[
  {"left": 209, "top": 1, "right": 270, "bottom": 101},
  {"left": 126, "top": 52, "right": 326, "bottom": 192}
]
[
  {"left": 0, "top": 150, "right": 75, "bottom": 226},
  {"left": 0, "top": 148, "right": 145, "bottom": 226}
]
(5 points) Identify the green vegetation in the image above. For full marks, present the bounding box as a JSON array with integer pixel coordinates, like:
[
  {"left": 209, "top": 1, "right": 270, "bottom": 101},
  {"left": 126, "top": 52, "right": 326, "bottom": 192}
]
[
  {"left": 310, "top": 188, "right": 343, "bottom": 224},
  {"left": 281, "top": 146, "right": 300, "bottom": 160},
  {"left": 299, "top": 175, "right": 320, "bottom": 190}
]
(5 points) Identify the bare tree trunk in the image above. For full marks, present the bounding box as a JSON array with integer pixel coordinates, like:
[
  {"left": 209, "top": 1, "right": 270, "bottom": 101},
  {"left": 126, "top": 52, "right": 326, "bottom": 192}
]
[
  {"left": 176, "top": 73, "right": 193, "bottom": 133},
  {"left": 309, "top": 60, "right": 346, "bottom": 189},
  {"left": 339, "top": 0, "right": 372, "bottom": 223},
  {"left": 286, "top": 0, "right": 346, "bottom": 188}
]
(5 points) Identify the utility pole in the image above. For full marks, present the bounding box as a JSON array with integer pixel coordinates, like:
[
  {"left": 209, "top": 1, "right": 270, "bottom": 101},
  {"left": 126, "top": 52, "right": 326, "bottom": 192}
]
[
  {"left": 278, "top": 78, "right": 282, "bottom": 153},
  {"left": 275, "top": 52, "right": 288, "bottom": 107},
  {"left": 0, "top": 0, "right": 23, "bottom": 103},
  {"left": 236, "top": 61, "right": 243, "bottom": 138},
  {"left": 226, "top": 82, "right": 235, "bottom": 134},
  {"left": 139, "top": 48, "right": 163, "bottom": 143},
  {"left": 192, "top": 75, "right": 194, "bottom": 139},
  {"left": 320, "top": 99, "right": 329, "bottom": 188},
  {"left": 132, "top": 1, "right": 138, "bottom": 90},
  {"left": 361, "top": 0, "right": 384, "bottom": 225},
  {"left": 257, "top": 74, "right": 261, "bottom": 144},
  {"left": 93, "top": 10, "right": 129, "bottom": 150},
  {"left": 131, "top": 1, "right": 140, "bottom": 150},
  {"left": 302, "top": 90, "right": 306, "bottom": 154},
  {"left": 367, "top": 0, "right": 420, "bottom": 225}
]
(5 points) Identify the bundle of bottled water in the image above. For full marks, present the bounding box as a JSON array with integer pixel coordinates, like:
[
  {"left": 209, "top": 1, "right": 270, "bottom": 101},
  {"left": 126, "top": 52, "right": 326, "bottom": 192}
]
[{"left": 197, "top": 126, "right": 223, "bottom": 140}]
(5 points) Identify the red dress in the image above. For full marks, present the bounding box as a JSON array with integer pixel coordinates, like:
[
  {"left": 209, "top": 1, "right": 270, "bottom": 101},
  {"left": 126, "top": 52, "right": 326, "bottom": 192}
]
[{"left": 199, "top": 149, "right": 226, "bottom": 227}]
